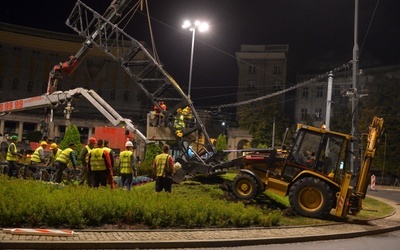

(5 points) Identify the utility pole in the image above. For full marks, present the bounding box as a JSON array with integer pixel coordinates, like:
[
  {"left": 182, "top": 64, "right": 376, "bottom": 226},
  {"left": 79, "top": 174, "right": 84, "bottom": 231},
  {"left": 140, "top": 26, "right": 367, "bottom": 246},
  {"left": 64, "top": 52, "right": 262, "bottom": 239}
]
[
  {"left": 325, "top": 71, "right": 333, "bottom": 131},
  {"left": 351, "top": 0, "right": 360, "bottom": 174}
]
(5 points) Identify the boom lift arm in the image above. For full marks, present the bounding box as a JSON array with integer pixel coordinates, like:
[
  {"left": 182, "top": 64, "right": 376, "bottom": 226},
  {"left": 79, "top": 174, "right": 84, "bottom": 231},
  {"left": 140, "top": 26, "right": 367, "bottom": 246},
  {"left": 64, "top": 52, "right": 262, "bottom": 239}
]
[{"left": 0, "top": 88, "right": 150, "bottom": 145}]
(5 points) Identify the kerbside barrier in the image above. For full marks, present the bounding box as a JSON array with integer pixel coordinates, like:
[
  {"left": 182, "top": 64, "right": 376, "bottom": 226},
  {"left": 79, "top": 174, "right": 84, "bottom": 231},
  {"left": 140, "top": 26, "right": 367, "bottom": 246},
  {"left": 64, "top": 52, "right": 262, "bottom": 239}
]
[{"left": 2, "top": 228, "right": 74, "bottom": 237}]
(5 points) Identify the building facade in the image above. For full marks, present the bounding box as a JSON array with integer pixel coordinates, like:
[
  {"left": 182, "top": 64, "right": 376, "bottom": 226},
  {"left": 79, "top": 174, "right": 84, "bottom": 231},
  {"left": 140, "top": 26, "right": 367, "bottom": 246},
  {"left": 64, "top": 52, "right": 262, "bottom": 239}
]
[
  {"left": 0, "top": 23, "right": 150, "bottom": 143},
  {"left": 236, "top": 44, "right": 288, "bottom": 108},
  {"left": 294, "top": 65, "right": 400, "bottom": 128}
]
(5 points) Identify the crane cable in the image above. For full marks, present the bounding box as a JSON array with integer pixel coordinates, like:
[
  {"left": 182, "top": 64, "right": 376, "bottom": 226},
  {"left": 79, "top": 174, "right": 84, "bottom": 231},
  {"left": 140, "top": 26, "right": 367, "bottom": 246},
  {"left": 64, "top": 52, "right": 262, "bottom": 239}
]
[
  {"left": 113, "top": 0, "right": 160, "bottom": 64},
  {"left": 144, "top": 0, "right": 160, "bottom": 64}
]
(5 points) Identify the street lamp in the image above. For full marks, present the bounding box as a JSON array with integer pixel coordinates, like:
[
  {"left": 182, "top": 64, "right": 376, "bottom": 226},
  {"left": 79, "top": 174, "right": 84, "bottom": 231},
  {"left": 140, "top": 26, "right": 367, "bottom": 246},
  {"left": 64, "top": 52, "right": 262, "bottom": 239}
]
[{"left": 182, "top": 20, "right": 209, "bottom": 99}]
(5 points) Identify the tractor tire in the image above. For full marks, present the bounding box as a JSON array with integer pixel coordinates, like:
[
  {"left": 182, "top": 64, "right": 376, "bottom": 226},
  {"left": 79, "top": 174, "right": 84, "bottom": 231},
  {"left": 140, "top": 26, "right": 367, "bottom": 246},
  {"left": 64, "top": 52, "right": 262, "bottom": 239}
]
[
  {"left": 232, "top": 173, "right": 259, "bottom": 200},
  {"left": 289, "top": 177, "right": 333, "bottom": 218}
]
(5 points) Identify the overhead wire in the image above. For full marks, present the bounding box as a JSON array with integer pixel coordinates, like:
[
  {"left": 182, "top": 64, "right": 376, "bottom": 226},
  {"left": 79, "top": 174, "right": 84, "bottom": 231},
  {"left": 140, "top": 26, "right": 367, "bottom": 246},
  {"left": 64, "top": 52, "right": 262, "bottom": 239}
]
[
  {"left": 120, "top": 1, "right": 379, "bottom": 111},
  {"left": 359, "top": 0, "right": 380, "bottom": 57}
]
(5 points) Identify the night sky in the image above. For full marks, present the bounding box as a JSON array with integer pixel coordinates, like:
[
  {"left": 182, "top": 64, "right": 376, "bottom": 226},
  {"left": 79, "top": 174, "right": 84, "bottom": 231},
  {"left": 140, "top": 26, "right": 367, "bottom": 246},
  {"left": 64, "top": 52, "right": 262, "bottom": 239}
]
[{"left": 1, "top": 0, "right": 399, "bottom": 108}]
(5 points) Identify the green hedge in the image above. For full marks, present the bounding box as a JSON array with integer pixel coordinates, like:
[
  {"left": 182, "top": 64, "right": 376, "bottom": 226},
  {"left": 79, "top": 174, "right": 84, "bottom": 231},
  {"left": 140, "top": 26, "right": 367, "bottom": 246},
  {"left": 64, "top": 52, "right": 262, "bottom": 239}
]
[{"left": 0, "top": 176, "right": 281, "bottom": 229}]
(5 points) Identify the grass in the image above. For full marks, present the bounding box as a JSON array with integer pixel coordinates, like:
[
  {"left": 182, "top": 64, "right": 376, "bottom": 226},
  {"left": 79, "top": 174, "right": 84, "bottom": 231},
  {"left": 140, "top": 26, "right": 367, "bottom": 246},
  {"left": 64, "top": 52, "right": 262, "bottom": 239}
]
[
  {"left": 350, "top": 196, "right": 394, "bottom": 220},
  {"left": 0, "top": 174, "right": 394, "bottom": 229}
]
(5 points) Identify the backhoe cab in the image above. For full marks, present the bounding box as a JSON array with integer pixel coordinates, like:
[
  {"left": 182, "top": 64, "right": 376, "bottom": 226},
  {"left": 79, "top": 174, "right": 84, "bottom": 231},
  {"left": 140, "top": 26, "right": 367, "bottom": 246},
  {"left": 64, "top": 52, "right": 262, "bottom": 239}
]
[{"left": 231, "top": 116, "right": 384, "bottom": 219}]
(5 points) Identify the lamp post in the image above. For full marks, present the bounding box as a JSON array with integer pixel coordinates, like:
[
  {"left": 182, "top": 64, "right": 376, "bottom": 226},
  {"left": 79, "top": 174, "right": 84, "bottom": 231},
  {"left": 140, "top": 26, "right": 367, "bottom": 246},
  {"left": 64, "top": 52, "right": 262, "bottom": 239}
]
[{"left": 182, "top": 20, "right": 209, "bottom": 99}]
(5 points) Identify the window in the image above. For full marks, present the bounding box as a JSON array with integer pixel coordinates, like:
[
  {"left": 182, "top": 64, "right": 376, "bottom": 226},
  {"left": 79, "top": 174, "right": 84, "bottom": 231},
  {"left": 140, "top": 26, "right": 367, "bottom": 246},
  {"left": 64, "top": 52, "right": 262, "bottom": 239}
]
[
  {"left": 248, "top": 65, "right": 256, "bottom": 75},
  {"left": 123, "top": 90, "right": 129, "bottom": 101},
  {"left": 333, "top": 85, "right": 341, "bottom": 96},
  {"left": 273, "top": 65, "right": 281, "bottom": 74},
  {"left": 301, "top": 108, "right": 308, "bottom": 119},
  {"left": 12, "top": 79, "right": 18, "bottom": 90},
  {"left": 27, "top": 82, "right": 33, "bottom": 92},
  {"left": 302, "top": 87, "right": 309, "bottom": 99},
  {"left": 317, "top": 86, "right": 323, "bottom": 98},
  {"left": 42, "top": 82, "right": 47, "bottom": 92},
  {"left": 315, "top": 108, "right": 322, "bottom": 120},
  {"left": 273, "top": 80, "right": 282, "bottom": 90},
  {"left": 247, "top": 80, "right": 256, "bottom": 90},
  {"left": 110, "top": 90, "right": 115, "bottom": 100}
]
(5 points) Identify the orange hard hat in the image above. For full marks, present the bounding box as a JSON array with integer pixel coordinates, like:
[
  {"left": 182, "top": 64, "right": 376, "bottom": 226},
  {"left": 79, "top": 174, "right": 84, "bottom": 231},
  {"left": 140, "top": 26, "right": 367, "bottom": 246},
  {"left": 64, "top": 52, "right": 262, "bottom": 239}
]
[{"left": 89, "top": 137, "right": 97, "bottom": 144}]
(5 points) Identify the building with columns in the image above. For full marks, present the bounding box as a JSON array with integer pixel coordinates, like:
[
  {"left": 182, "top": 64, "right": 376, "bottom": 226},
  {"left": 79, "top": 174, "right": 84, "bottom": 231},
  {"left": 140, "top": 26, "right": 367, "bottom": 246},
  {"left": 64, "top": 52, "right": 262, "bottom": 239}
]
[{"left": 0, "top": 22, "right": 150, "bottom": 143}]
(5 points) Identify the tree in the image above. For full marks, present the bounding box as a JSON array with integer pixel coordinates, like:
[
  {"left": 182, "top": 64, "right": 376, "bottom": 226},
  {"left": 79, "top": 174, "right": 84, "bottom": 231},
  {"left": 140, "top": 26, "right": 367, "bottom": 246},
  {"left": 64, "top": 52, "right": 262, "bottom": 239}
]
[
  {"left": 237, "top": 102, "right": 289, "bottom": 148},
  {"left": 139, "top": 143, "right": 162, "bottom": 176},
  {"left": 359, "top": 73, "right": 400, "bottom": 176},
  {"left": 215, "top": 134, "right": 227, "bottom": 151},
  {"left": 60, "top": 124, "right": 82, "bottom": 165}
]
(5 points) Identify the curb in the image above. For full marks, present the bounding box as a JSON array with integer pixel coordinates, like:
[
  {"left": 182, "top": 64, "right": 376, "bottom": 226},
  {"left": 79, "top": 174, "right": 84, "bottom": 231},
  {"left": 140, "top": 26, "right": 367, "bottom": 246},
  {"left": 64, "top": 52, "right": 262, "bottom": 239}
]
[
  {"left": 1, "top": 193, "right": 399, "bottom": 249},
  {"left": 2, "top": 225, "right": 400, "bottom": 249}
]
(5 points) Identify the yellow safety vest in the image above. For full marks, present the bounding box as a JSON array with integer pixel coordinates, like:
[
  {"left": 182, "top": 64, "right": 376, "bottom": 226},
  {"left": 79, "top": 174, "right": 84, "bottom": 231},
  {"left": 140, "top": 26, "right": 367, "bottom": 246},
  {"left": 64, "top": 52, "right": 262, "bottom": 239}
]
[
  {"left": 56, "top": 148, "right": 73, "bottom": 164},
  {"left": 154, "top": 153, "right": 170, "bottom": 177},
  {"left": 31, "top": 147, "right": 44, "bottom": 163},
  {"left": 183, "top": 107, "right": 192, "bottom": 119},
  {"left": 84, "top": 145, "right": 92, "bottom": 164},
  {"left": 51, "top": 149, "right": 62, "bottom": 165},
  {"left": 6, "top": 142, "right": 18, "bottom": 161},
  {"left": 119, "top": 150, "right": 133, "bottom": 174},
  {"left": 90, "top": 148, "right": 107, "bottom": 171}
]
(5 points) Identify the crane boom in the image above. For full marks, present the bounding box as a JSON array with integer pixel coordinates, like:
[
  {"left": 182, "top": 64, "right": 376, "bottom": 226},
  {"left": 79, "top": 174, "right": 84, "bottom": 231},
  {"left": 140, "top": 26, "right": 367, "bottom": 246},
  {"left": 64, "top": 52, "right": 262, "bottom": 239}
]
[{"left": 65, "top": 0, "right": 234, "bottom": 181}]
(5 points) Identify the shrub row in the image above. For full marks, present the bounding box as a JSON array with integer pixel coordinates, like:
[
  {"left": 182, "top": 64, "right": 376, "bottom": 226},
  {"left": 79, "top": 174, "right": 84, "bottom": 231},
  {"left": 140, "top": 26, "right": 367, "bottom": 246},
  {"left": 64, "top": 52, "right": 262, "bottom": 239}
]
[{"left": 0, "top": 176, "right": 281, "bottom": 229}]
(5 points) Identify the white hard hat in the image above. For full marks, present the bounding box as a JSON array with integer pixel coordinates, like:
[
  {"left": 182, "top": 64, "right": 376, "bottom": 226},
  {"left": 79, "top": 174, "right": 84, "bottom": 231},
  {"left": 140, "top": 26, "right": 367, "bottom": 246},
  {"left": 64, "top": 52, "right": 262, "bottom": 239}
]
[{"left": 125, "top": 141, "right": 133, "bottom": 147}]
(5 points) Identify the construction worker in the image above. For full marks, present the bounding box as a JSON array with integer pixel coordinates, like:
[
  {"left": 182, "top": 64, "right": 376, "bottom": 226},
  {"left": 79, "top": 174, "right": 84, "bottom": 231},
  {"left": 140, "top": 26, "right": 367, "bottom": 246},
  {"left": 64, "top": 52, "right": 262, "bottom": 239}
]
[
  {"left": 103, "top": 140, "right": 115, "bottom": 170},
  {"left": 48, "top": 143, "right": 62, "bottom": 166},
  {"left": 88, "top": 139, "right": 114, "bottom": 188},
  {"left": 119, "top": 141, "right": 137, "bottom": 190},
  {"left": 54, "top": 142, "right": 77, "bottom": 183},
  {"left": 159, "top": 101, "right": 167, "bottom": 126},
  {"left": 30, "top": 141, "right": 48, "bottom": 165},
  {"left": 174, "top": 108, "right": 185, "bottom": 130},
  {"left": 153, "top": 101, "right": 167, "bottom": 127},
  {"left": 182, "top": 106, "right": 193, "bottom": 128},
  {"left": 79, "top": 137, "right": 96, "bottom": 186},
  {"left": 153, "top": 144, "right": 174, "bottom": 193},
  {"left": 6, "top": 135, "right": 22, "bottom": 177}
]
